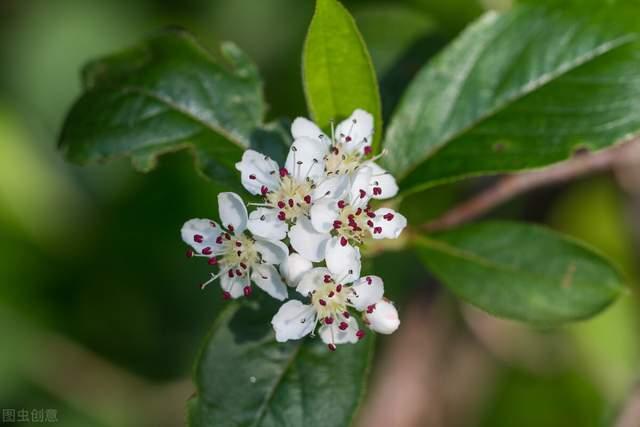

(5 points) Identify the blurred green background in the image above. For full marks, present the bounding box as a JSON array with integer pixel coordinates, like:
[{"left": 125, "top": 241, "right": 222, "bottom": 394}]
[{"left": 0, "top": 0, "right": 638, "bottom": 426}]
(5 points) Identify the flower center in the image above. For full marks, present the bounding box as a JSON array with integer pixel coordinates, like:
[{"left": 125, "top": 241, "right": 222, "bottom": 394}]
[
  {"left": 331, "top": 202, "right": 376, "bottom": 246},
  {"left": 324, "top": 145, "right": 363, "bottom": 175},
  {"left": 218, "top": 232, "right": 258, "bottom": 278},
  {"left": 265, "top": 175, "right": 313, "bottom": 222},
  {"left": 311, "top": 276, "right": 349, "bottom": 321}
]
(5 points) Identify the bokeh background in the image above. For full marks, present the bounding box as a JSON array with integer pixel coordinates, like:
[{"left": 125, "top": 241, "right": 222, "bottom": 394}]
[{"left": 0, "top": 0, "right": 638, "bottom": 426}]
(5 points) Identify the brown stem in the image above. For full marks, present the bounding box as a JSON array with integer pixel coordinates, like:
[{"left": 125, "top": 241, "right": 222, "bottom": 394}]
[{"left": 423, "top": 140, "right": 639, "bottom": 233}]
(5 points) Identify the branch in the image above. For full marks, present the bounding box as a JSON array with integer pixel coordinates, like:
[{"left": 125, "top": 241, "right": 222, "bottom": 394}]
[
  {"left": 423, "top": 140, "right": 639, "bottom": 233},
  {"left": 615, "top": 385, "right": 640, "bottom": 427}
]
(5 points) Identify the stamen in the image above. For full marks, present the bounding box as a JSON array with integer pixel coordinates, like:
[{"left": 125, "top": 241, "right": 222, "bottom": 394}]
[
  {"left": 338, "top": 321, "right": 348, "bottom": 330},
  {"left": 243, "top": 286, "right": 252, "bottom": 297},
  {"left": 193, "top": 234, "right": 204, "bottom": 243},
  {"left": 208, "top": 257, "right": 218, "bottom": 265},
  {"left": 356, "top": 330, "right": 365, "bottom": 340},
  {"left": 222, "top": 291, "right": 231, "bottom": 300},
  {"left": 186, "top": 249, "right": 194, "bottom": 258}
]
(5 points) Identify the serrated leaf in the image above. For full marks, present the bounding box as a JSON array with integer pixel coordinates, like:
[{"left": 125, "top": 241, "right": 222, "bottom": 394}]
[
  {"left": 383, "top": 4, "right": 640, "bottom": 194},
  {"left": 59, "top": 30, "right": 283, "bottom": 188},
  {"left": 415, "top": 222, "right": 624, "bottom": 324},
  {"left": 189, "top": 300, "right": 374, "bottom": 427},
  {"left": 303, "top": 0, "right": 382, "bottom": 151}
]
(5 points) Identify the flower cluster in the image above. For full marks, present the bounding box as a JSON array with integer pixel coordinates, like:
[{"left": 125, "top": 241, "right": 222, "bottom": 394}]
[{"left": 182, "top": 109, "right": 406, "bottom": 350}]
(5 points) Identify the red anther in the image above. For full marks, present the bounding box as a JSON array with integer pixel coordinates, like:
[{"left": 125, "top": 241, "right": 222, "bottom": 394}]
[
  {"left": 304, "top": 195, "right": 312, "bottom": 204},
  {"left": 222, "top": 291, "right": 231, "bottom": 300},
  {"left": 277, "top": 201, "right": 286, "bottom": 209},
  {"left": 331, "top": 146, "right": 340, "bottom": 154},
  {"left": 240, "top": 262, "right": 247, "bottom": 269},
  {"left": 225, "top": 233, "right": 231, "bottom": 240},
  {"left": 202, "top": 247, "right": 212, "bottom": 255},
  {"left": 333, "top": 220, "right": 342, "bottom": 229},
  {"left": 367, "top": 211, "right": 376, "bottom": 218},
  {"left": 236, "top": 269, "right": 243, "bottom": 277},
  {"left": 261, "top": 185, "right": 269, "bottom": 195},
  {"left": 235, "top": 241, "right": 242, "bottom": 247},
  {"left": 337, "top": 200, "right": 346, "bottom": 209},
  {"left": 366, "top": 277, "right": 372, "bottom": 285},
  {"left": 359, "top": 189, "right": 366, "bottom": 198},
  {"left": 363, "top": 146, "right": 372, "bottom": 155},
  {"left": 345, "top": 136, "right": 352, "bottom": 142},
  {"left": 249, "top": 174, "right": 256, "bottom": 180},
  {"left": 216, "top": 236, "right": 224, "bottom": 244},
  {"left": 342, "top": 310, "right": 350, "bottom": 318},
  {"left": 373, "top": 187, "right": 382, "bottom": 196},
  {"left": 228, "top": 270, "right": 235, "bottom": 278},
  {"left": 339, "top": 322, "right": 348, "bottom": 330},
  {"left": 277, "top": 211, "right": 286, "bottom": 221},
  {"left": 324, "top": 317, "right": 334, "bottom": 325},
  {"left": 355, "top": 208, "right": 362, "bottom": 216},
  {"left": 324, "top": 274, "right": 332, "bottom": 283},
  {"left": 336, "top": 284, "right": 342, "bottom": 293},
  {"left": 208, "top": 257, "right": 218, "bottom": 265},
  {"left": 348, "top": 214, "right": 355, "bottom": 220},
  {"left": 237, "top": 250, "right": 242, "bottom": 257},
  {"left": 194, "top": 234, "right": 204, "bottom": 243},
  {"left": 340, "top": 236, "right": 348, "bottom": 247},
  {"left": 288, "top": 198, "right": 294, "bottom": 208},
  {"left": 374, "top": 226, "right": 382, "bottom": 234},
  {"left": 227, "top": 225, "right": 234, "bottom": 232},
  {"left": 367, "top": 220, "right": 374, "bottom": 227},
  {"left": 319, "top": 299, "right": 327, "bottom": 306},
  {"left": 243, "top": 286, "right": 252, "bottom": 297},
  {"left": 366, "top": 304, "right": 376, "bottom": 314},
  {"left": 328, "top": 291, "right": 335, "bottom": 298},
  {"left": 383, "top": 212, "right": 395, "bottom": 221},
  {"left": 186, "top": 249, "right": 194, "bottom": 258},
  {"left": 356, "top": 330, "right": 365, "bottom": 340},
  {"left": 209, "top": 221, "right": 217, "bottom": 228},
  {"left": 279, "top": 167, "right": 289, "bottom": 177},
  {"left": 328, "top": 343, "right": 337, "bottom": 351}
]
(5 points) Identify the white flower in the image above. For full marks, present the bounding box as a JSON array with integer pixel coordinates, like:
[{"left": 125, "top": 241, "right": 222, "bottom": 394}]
[
  {"left": 289, "top": 165, "right": 407, "bottom": 263},
  {"left": 181, "top": 192, "right": 288, "bottom": 301},
  {"left": 291, "top": 109, "right": 398, "bottom": 200},
  {"left": 271, "top": 270, "right": 399, "bottom": 350}
]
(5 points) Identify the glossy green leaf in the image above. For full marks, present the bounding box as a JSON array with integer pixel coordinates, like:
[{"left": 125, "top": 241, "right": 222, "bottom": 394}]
[
  {"left": 303, "top": 0, "right": 382, "bottom": 151},
  {"left": 415, "top": 222, "right": 624, "bottom": 324},
  {"left": 58, "top": 30, "right": 280, "bottom": 188},
  {"left": 383, "top": 4, "right": 640, "bottom": 194},
  {"left": 189, "top": 300, "right": 374, "bottom": 427}
]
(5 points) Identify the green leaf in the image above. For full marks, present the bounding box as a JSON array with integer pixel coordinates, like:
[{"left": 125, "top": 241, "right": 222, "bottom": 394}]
[
  {"left": 59, "top": 30, "right": 280, "bottom": 188},
  {"left": 303, "top": 0, "right": 382, "bottom": 151},
  {"left": 383, "top": 4, "right": 640, "bottom": 194},
  {"left": 415, "top": 222, "right": 624, "bottom": 324},
  {"left": 189, "top": 300, "right": 374, "bottom": 427}
]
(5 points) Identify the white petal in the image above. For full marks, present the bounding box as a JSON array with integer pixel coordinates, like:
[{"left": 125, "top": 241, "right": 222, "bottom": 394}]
[
  {"left": 218, "top": 192, "right": 248, "bottom": 233},
  {"left": 319, "top": 316, "right": 359, "bottom": 345},
  {"left": 285, "top": 137, "right": 328, "bottom": 182},
  {"left": 369, "top": 208, "right": 407, "bottom": 240},
  {"left": 181, "top": 218, "right": 223, "bottom": 254},
  {"left": 254, "top": 238, "right": 289, "bottom": 265},
  {"left": 325, "top": 237, "right": 361, "bottom": 284},
  {"left": 280, "top": 253, "right": 313, "bottom": 287},
  {"left": 310, "top": 198, "right": 340, "bottom": 233},
  {"left": 335, "top": 109, "right": 374, "bottom": 154},
  {"left": 296, "top": 267, "right": 330, "bottom": 297},
  {"left": 366, "top": 300, "right": 400, "bottom": 334},
  {"left": 271, "top": 300, "right": 316, "bottom": 342},
  {"left": 312, "top": 174, "right": 349, "bottom": 201},
  {"left": 349, "top": 166, "right": 373, "bottom": 208},
  {"left": 288, "top": 216, "right": 330, "bottom": 262},
  {"left": 220, "top": 273, "right": 248, "bottom": 299},
  {"left": 251, "top": 264, "right": 288, "bottom": 301},
  {"left": 368, "top": 162, "right": 399, "bottom": 200},
  {"left": 291, "top": 117, "right": 329, "bottom": 144},
  {"left": 235, "top": 149, "right": 280, "bottom": 195},
  {"left": 349, "top": 275, "right": 385, "bottom": 311},
  {"left": 248, "top": 208, "right": 288, "bottom": 241}
]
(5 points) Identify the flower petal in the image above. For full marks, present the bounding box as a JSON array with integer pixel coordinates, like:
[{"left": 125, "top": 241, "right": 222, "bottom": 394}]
[
  {"left": 349, "top": 166, "right": 373, "bottom": 208},
  {"left": 280, "top": 253, "right": 313, "bottom": 287},
  {"left": 296, "top": 267, "right": 330, "bottom": 297},
  {"left": 368, "top": 162, "right": 399, "bottom": 200},
  {"left": 349, "top": 275, "right": 385, "bottom": 311},
  {"left": 325, "top": 237, "right": 361, "bottom": 284},
  {"left": 310, "top": 198, "right": 340, "bottom": 233},
  {"left": 312, "top": 174, "right": 349, "bottom": 201},
  {"left": 365, "top": 300, "right": 400, "bottom": 334},
  {"left": 289, "top": 216, "right": 330, "bottom": 262},
  {"left": 251, "top": 264, "right": 288, "bottom": 301},
  {"left": 220, "top": 273, "right": 248, "bottom": 299},
  {"left": 291, "top": 117, "right": 329, "bottom": 144},
  {"left": 319, "top": 316, "right": 359, "bottom": 345},
  {"left": 285, "top": 137, "right": 328, "bottom": 182},
  {"left": 369, "top": 208, "right": 407, "bottom": 240},
  {"left": 235, "top": 149, "right": 280, "bottom": 195},
  {"left": 335, "top": 109, "right": 373, "bottom": 154},
  {"left": 271, "top": 300, "right": 316, "bottom": 342},
  {"left": 254, "top": 238, "right": 289, "bottom": 265},
  {"left": 218, "top": 192, "right": 248, "bottom": 233},
  {"left": 248, "top": 208, "right": 288, "bottom": 241},
  {"left": 181, "top": 218, "right": 223, "bottom": 254}
]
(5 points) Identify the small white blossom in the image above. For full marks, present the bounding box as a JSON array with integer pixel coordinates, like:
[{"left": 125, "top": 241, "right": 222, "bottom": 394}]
[
  {"left": 271, "top": 268, "right": 400, "bottom": 351},
  {"left": 181, "top": 192, "right": 288, "bottom": 301}
]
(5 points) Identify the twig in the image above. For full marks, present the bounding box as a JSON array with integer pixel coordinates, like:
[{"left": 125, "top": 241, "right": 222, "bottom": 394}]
[
  {"left": 615, "top": 385, "right": 640, "bottom": 427},
  {"left": 423, "top": 140, "right": 639, "bottom": 233}
]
